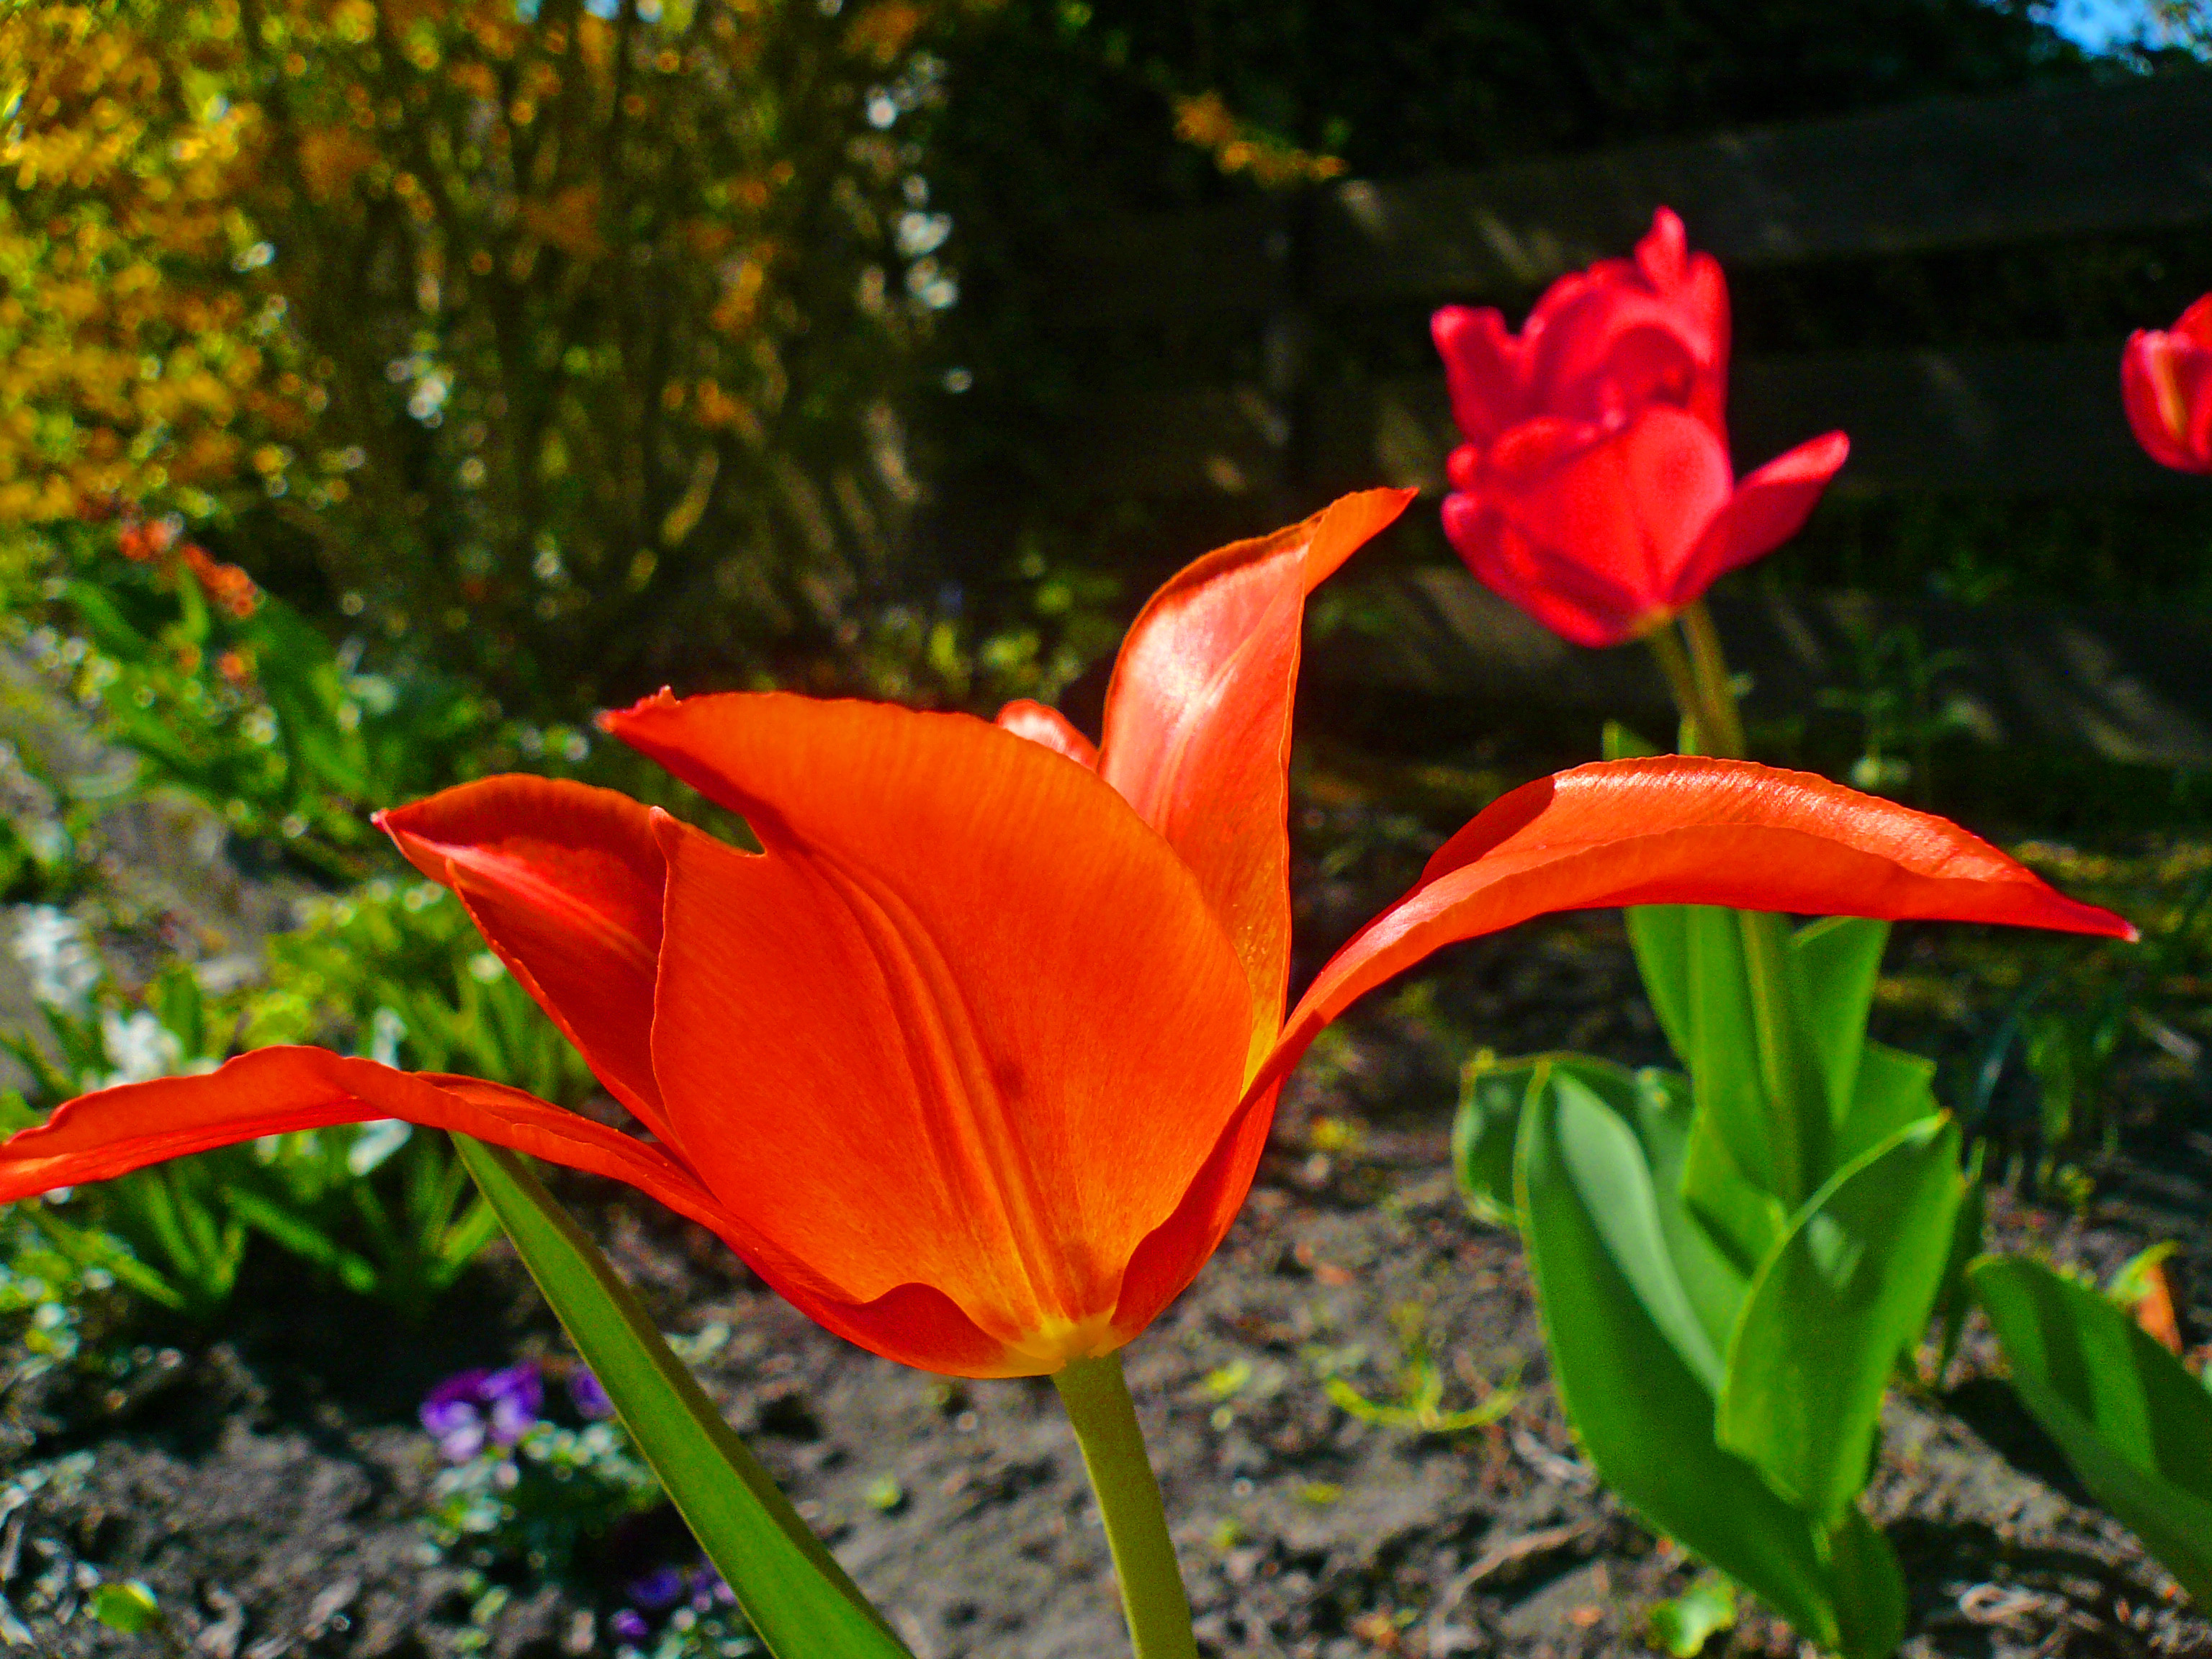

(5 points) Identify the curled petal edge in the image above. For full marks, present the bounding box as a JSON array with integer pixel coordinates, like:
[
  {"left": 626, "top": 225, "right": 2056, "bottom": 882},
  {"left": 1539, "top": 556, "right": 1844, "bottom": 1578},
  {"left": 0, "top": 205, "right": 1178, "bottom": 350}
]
[
  {"left": 0, "top": 1051, "right": 1027, "bottom": 1376},
  {"left": 1250, "top": 757, "right": 2133, "bottom": 1103}
]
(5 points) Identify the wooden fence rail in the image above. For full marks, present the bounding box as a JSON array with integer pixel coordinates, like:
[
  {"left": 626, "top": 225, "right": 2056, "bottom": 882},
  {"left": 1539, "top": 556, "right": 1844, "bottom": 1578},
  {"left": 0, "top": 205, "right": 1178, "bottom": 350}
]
[
  {"left": 1033, "top": 69, "right": 2212, "bottom": 763},
  {"left": 1051, "top": 68, "right": 2212, "bottom": 499}
]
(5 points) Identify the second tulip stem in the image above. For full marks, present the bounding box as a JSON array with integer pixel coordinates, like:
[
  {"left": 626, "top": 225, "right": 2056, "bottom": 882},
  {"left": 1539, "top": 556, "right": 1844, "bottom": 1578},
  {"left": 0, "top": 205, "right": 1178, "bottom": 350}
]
[{"left": 1053, "top": 1352, "right": 1197, "bottom": 1659}]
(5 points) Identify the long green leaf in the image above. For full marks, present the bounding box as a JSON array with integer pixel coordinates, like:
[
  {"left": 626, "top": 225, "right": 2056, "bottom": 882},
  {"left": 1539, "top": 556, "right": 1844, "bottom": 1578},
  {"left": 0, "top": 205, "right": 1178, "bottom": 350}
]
[
  {"left": 1516, "top": 1082, "right": 1851, "bottom": 1652},
  {"left": 1717, "top": 1115, "right": 1962, "bottom": 1526},
  {"left": 1786, "top": 916, "right": 1889, "bottom": 1120},
  {"left": 1971, "top": 1256, "right": 2212, "bottom": 1604},
  {"left": 1452, "top": 1053, "right": 1532, "bottom": 1227},
  {"left": 1830, "top": 1043, "right": 1938, "bottom": 1171},
  {"left": 453, "top": 1137, "right": 914, "bottom": 1659}
]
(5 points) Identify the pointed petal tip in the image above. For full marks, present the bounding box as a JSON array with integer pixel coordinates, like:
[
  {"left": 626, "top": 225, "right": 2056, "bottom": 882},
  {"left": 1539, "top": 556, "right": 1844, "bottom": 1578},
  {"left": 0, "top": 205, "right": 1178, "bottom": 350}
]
[{"left": 598, "top": 686, "right": 680, "bottom": 735}]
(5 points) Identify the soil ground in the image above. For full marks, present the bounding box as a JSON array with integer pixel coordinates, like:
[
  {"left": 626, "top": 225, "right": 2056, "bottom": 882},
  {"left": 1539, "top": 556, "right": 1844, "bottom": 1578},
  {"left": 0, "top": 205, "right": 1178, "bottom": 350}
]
[{"left": 1, "top": 746, "right": 2208, "bottom": 1659}]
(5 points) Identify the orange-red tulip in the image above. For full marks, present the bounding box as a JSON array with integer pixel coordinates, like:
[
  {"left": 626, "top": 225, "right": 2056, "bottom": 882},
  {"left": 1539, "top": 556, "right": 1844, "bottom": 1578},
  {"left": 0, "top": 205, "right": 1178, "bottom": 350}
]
[
  {"left": 2123, "top": 295, "right": 2212, "bottom": 474},
  {"left": 0, "top": 490, "right": 2129, "bottom": 1377},
  {"left": 1432, "top": 208, "right": 1848, "bottom": 647}
]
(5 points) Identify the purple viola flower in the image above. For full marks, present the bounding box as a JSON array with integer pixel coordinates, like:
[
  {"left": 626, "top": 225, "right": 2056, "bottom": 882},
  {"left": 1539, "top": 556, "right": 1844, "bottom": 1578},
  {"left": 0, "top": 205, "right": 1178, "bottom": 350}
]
[
  {"left": 569, "top": 1364, "right": 616, "bottom": 1421},
  {"left": 626, "top": 1566, "right": 686, "bottom": 1611},
  {"left": 608, "top": 1608, "right": 650, "bottom": 1644},
  {"left": 419, "top": 1362, "right": 544, "bottom": 1461}
]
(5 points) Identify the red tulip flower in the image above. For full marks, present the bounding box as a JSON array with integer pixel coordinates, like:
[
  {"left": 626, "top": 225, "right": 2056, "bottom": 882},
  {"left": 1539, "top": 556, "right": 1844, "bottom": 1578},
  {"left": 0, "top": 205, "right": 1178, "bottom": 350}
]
[
  {"left": 0, "top": 491, "right": 2126, "bottom": 1378},
  {"left": 2122, "top": 294, "right": 2212, "bottom": 474},
  {"left": 1431, "top": 209, "right": 1848, "bottom": 648}
]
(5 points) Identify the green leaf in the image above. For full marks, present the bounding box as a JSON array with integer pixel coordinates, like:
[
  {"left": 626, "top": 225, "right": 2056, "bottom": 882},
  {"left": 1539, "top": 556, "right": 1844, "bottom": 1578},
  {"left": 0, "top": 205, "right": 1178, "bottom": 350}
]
[
  {"left": 1717, "top": 1115, "right": 1964, "bottom": 1524},
  {"left": 1680, "top": 909, "right": 1773, "bottom": 1181},
  {"left": 1601, "top": 721, "right": 1662, "bottom": 763},
  {"left": 1452, "top": 1053, "right": 1531, "bottom": 1226},
  {"left": 453, "top": 1138, "right": 914, "bottom": 1658},
  {"left": 1679, "top": 1110, "right": 1786, "bottom": 1272},
  {"left": 1626, "top": 902, "right": 1696, "bottom": 1064},
  {"left": 1516, "top": 1082, "right": 1848, "bottom": 1653},
  {"left": 1545, "top": 1066, "right": 1726, "bottom": 1389},
  {"left": 1611, "top": 1063, "right": 1753, "bottom": 1373},
  {"left": 1831, "top": 1043, "right": 1938, "bottom": 1171},
  {"left": 1647, "top": 1573, "right": 1736, "bottom": 1657},
  {"left": 1825, "top": 1505, "right": 1909, "bottom": 1659},
  {"left": 1971, "top": 1255, "right": 2212, "bottom": 1604},
  {"left": 1786, "top": 916, "right": 1889, "bottom": 1119},
  {"left": 89, "top": 1581, "right": 163, "bottom": 1635}
]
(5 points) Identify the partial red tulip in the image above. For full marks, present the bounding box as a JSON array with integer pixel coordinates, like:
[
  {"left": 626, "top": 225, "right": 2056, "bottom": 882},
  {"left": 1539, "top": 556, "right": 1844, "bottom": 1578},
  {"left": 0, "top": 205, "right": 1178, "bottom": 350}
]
[
  {"left": 2123, "top": 295, "right": 2212, "bottom": 474},
  {"left": 1431, "top": 208, "right": 1848, "bottom": 647},
  {"left": 1442, "top": 411, "right": 1849, "bottom": 649},
  {"left": 1432, "top": 207, "right": 1731, "bottom": 446},
  {"left": 0, "top": 493, "right": 2129, "bottom": 1380}
]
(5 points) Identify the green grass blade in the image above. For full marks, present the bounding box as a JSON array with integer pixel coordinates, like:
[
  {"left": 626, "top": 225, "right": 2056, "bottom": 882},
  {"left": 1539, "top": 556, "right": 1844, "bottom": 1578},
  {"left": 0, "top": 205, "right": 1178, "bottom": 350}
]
[{"left": 452, "top": 1136, "right": 914, "bottom": 1659}]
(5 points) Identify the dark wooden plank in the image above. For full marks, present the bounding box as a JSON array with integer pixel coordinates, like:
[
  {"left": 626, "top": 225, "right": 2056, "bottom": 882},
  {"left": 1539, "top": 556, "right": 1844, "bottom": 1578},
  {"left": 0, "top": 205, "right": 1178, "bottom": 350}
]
[
  {"left": 1084, "top": 385, "right": 1292, "bottom": 498},
  {"left": 1046, "top": 71, "right": 2212, "bottom": 323},
  {"left": 1293, "top": 342, "right": 2185, "bottom": 496},
  {"left": 1046, "top": 199, "right": 1293, "bottom": 324},
  {"left": 1317, "top": 71, "right": 2212, "bottom": 302},
  {"left": 1087, "top": 342, "right": 2180, "bottom": 498},
  {"left": 1306, "top": 573, "right": 2212, "bottom": 768}
]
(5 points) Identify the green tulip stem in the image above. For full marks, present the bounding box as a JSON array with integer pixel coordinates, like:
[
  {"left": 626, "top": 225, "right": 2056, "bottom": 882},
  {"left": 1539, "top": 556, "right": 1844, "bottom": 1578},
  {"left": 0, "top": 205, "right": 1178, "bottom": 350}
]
[
  {"left": 1645, "top": 624, "right": 1709, "bottom": 753},
  {"left": 1678, "top": 599, "right": 1747, "bottom": 759},
  {"left": 1053, "top": 1352, "right": 1197, "bottom": 1659},
  {"left": 1673, "top": 598, "right": 1826, "bottom": 1205}
]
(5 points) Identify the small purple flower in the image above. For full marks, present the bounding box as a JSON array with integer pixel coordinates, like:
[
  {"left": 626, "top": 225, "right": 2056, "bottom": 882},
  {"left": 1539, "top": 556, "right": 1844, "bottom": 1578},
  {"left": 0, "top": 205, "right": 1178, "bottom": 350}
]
[
  {"left": 626, "top": 1566, "right": 685, "bottom": 1611},
  {"left": 419, "top": 1363, "right": 543, "bottom": 1461},
  {"left": 608, "top": 1608, "right": 650, "bottom": 1644},
  {"left": 689, "top": 1562, "right": 735, "bottom": 1609},
  {"left": 569, "top": 1365, "right": 615, "bottom": 1420}
]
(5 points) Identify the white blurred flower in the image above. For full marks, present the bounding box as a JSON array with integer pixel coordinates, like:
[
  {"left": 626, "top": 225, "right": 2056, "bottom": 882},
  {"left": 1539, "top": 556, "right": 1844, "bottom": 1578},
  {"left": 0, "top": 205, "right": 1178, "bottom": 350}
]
[
  {"left": 347, "top": 1118, "right": 413, "bottom": 1177},
  {"left": 895, "top": 211, "right": 952, "bottom": 258},
  {"left": 12, "top": 907, "right": 101, "bottom": 1014},
  {"left": 368, "top": 1005, "right": 407, "bottom": 1069},
  {"left": 99, "top": 1010, "right": 183, "bottom": 1087}
]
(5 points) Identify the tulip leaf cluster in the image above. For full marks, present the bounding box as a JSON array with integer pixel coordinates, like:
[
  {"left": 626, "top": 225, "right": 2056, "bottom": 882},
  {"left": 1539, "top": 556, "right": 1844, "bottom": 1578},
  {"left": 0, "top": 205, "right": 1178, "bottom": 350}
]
[{"left": 1434, "top": 211, "right": 2212, "bottom": 1652}]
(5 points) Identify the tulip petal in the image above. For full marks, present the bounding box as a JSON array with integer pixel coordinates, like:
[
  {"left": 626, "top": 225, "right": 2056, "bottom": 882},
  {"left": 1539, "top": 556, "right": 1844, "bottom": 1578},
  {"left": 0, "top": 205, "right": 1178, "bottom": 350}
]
[
  {"left": 2123, "top": 326, "right": 2212, "bottom": 475},
  {"left": 1671, "top": 431, "right": 1849, "bottom": 607},
  {"left": 1110, "top": 1076, "right": 1284, "bottom": 1341},
  {"left": 1432, "top": 306, "right": 1532, "bottom": 446},
  {"left": 378, "top": 777, "right": 674, "bottom": 1141},
  {"left": 1099, "top": 488, "right": 1414, "bottom": 1041},
  {"left": 1260, "top": 757, "right": 2132, "bottom": 1097},
  {"left": 607, "top": 692, "right": 1255, "bottom": 1375},
  {"left": 1527, "top": 208, "right": 1732, "bottom": 439},
  {"left": 1443, "top": 490, "right": 1651, "bottom": 649},
  {"left": 1453, "top": 410, "right": 1735, "bottom": 646},
  {"left": 0, "top": 1049, "right": 734, "bottom": 1238},
  {"left": 994, "top": 699, "right": 1099, "bottom": 768}
]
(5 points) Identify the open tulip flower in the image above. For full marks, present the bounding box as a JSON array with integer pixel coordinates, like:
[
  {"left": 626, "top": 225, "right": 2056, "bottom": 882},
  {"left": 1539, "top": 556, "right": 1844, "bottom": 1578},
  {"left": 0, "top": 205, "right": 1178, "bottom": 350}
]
[
  {"left": 0, "top": 483, "right": 2131, "bottom": 1380},
  {"left": 1432, "top": 208, "right": 1848, "bottom": 648},
  {"left": 2123, "top": 293, "right": 2212, "bottom": 474}
]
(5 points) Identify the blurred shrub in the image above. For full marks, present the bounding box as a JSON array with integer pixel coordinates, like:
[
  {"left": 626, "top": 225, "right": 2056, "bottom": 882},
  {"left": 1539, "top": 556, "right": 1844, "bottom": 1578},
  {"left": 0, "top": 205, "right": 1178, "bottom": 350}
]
[
  {"left": 0, "top": 0, "right": 988, "bottom": 715},
  {"left": 246, "top": 875, "right": 598, "bottom": 1106},
  {"left": 0, "top": 870, "right": 602, "bottom": 1321},
  {"left": 19, "top": 511, "right": 540, "bottom": 878}
]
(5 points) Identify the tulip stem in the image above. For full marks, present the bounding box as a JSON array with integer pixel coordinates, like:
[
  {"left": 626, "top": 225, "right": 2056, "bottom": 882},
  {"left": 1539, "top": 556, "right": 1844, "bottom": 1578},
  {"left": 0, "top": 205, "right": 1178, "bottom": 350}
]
[
  {"left": 1671, "top": 598, "right": 1825, "bottom": 1203},
  {"left": 1678, "top": 600, "right": 1747, "bottom": 758},
  {"left": 1053, "top": 1352, "right": 1197, "bottom": 1659},
  {"left": 1646, "top": 625, "right": 1708, "bottom": 752}
]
